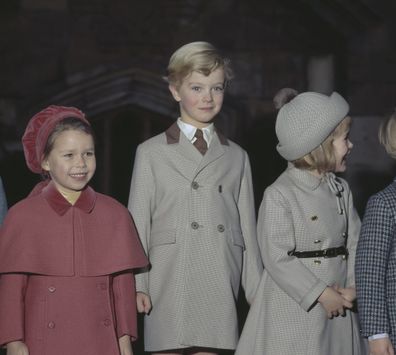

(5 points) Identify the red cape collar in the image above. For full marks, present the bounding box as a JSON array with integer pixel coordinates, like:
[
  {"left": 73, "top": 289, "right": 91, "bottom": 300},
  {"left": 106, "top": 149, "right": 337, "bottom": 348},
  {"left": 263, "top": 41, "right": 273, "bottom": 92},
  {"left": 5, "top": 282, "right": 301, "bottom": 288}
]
[{"left": 41, "top": 181, "right": 96, "bottom": 216}]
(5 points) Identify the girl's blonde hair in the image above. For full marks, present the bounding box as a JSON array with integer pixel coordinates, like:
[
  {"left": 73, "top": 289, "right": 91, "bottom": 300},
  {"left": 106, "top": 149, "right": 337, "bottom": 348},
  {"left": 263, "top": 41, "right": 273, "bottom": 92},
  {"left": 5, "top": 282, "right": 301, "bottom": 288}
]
[
  {"left": 379, "top": 111, "right": 396, "bottom": 159},
  {"left": 293, "top": 116, "right": 351, "bottom": 174},
  {"left": 165, "top": 41, "right": 233, "bottom": 87}
]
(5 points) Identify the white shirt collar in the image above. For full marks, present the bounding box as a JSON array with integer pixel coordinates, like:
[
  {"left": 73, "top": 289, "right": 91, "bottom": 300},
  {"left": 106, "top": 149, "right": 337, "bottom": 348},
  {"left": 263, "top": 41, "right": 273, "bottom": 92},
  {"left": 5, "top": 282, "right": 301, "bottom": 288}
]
[{"left": 177, "top": 118, "right": 215, "bottom": 146}]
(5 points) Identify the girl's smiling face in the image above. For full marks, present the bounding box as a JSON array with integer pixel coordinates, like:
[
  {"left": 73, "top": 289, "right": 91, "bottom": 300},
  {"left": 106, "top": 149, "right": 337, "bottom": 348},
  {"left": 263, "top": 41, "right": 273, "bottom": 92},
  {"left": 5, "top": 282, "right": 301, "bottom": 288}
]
[
  {"left": 41, "top": 129, "right": 96, "bottom": 194},
  {"left": 332, "top": 124, "right": 353, "bottom": 173},
  {"left": 169, "top": 68, "right": 225, "bottom": 128}
]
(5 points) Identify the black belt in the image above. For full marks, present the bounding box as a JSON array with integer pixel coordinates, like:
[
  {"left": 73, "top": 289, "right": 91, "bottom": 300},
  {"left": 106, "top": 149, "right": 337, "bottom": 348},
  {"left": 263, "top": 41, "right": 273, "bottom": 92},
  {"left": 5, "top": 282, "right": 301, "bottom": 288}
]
[{"left": 288, "top": 246, "right": 348, "bottom": 258}]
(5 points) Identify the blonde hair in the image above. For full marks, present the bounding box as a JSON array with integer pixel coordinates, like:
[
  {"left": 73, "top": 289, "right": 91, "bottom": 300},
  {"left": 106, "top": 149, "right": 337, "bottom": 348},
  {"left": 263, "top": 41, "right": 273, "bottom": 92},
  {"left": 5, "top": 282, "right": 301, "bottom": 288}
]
[
  {"left": 165, "top": 41, "right": 233, "bottom": 87},
  {"left": 379, "top": 111, "right": 396, "bottom": 159},
  {"left": 293, "top": 116, "right": 351, "bottom": 174}
]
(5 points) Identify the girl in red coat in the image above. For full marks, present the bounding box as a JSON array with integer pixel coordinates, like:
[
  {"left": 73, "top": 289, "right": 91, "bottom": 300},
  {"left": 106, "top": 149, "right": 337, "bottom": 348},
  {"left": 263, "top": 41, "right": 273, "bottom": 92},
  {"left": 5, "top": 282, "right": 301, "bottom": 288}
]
[{"left": 0, "top": 106, "right": 148, "bottom": 355}]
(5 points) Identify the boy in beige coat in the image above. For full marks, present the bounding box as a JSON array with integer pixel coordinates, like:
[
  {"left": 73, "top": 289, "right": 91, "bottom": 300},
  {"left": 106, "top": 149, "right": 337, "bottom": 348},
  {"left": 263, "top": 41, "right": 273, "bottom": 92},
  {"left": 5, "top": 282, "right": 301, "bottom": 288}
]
[
  {"left": 128, "top": 42, "right": 263, "bottom": 355},
  {"left": 235, "top": 89, "right": 367, "bottom": 355}
]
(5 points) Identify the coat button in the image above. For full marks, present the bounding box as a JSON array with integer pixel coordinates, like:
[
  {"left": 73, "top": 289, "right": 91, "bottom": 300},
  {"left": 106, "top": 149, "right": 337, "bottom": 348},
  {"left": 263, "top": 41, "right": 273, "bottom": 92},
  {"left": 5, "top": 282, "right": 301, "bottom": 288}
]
[
  {"left": 48, "top": 321, "right": 55, "bottom": 329},
  {"left": 314, "top": 239, "right": 321, "bottom": 244},
  {"left": 191, "top": 181, "right": 199, "bottom": 190},
  {"left": 103, "top": 319, "right": 112, "bottom": 327},
  {"left": 191, "top": 222, "right": 199, "bottom": 230},
  {"left": 342, "top": 232, "right": 347, "bottom": 238},
  {"left": 313, "top": 259, "right": 321, "bottom": 265},
  {"left": 48, "top": 286, "right": 56, "bottom": 293},
  {"left": 217, "top": 224, "right": 225, "bottom": 233}
]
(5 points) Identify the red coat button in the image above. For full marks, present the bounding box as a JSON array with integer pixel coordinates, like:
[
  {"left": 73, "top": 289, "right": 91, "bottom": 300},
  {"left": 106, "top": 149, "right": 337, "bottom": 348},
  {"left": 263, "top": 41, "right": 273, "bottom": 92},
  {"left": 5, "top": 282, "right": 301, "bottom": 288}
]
[
  {"left": 103, "top": 319, "right": 111, "bottom": 327},
  {"left": 48, "top": 321, "right": 55, "bottom": 329},
  {"left": 48, "top": 286, "right": 56, "bottom": 293}
]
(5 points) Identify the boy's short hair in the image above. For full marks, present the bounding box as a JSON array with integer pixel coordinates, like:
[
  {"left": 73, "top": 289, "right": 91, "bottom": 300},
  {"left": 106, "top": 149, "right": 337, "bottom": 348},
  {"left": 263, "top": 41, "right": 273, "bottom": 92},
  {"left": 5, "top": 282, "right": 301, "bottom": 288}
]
[
  {"left": 165, "top": 41, "right": 233, "bottom": 87},
  {"left": 293, "top": 116, "right": 351, "bottom": 174},
  {"left": 379, "top": 111, "right": 396, "bottom": 159}
]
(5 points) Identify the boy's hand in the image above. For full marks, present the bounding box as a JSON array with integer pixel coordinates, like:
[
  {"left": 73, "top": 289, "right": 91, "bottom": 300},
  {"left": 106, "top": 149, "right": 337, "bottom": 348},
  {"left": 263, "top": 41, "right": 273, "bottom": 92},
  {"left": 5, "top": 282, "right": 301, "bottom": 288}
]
[
  {"left": 136, "top": 291, "right": 152, "bottom": 314},
  {"left": 318, "top": 286, "right": 352, "bottom": 318},
  {"left": 369, "top": 337, "right": 394, "bottom": 355},
  {"left": 6, "top": 341, "right": 29, "bottom": 355},
  {"left": 118, "top": 335, "right": 133, "bottom": 355}
]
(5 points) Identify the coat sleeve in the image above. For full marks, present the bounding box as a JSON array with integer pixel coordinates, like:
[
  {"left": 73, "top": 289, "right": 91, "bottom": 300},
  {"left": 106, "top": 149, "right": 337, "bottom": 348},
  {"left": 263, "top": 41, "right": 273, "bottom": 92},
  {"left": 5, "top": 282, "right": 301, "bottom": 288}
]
[
  {"left": 355, "top": 194, "right": 393, "bottom": 338},
  {"left": 112, "top": 272, "right": 139, "bottom": 340},
  {"left": 127, "top": 144, "right": 153, "bottom": 294},
  {"left": 0, "top": 273, "right": 28, "bottom": 347},
  {"left": 239, "top": 152, "right": 263, "bottom": 304},
  {"left": 258, "top": 186, "right": 327, "bottom": 312},
  {"left": 0, "top": 177, "right": 7, "bottom": 226},
  {"left": 344, "top": 183, "right": 361, "bottom": 287}
]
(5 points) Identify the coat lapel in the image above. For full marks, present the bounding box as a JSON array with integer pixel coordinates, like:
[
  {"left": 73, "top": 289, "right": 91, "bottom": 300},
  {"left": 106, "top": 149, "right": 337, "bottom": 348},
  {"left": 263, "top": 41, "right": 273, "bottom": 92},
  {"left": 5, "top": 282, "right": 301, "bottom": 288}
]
[{"left": 165, "top": 122, "right": 229, "bottom": 180}]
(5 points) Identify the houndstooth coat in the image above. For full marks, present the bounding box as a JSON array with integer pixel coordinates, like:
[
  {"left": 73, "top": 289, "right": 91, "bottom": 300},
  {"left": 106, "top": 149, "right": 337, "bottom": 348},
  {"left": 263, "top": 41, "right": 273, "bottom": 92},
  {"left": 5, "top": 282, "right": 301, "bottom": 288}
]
[
  {"left": 356, "top": 181, "right": 396, "bottom": 346},
  {"left": 128, "top": 122, "right": 263, "bottom": 352},
  {"left": 235, "top": 165, "right": 367, "bottom": 355}
]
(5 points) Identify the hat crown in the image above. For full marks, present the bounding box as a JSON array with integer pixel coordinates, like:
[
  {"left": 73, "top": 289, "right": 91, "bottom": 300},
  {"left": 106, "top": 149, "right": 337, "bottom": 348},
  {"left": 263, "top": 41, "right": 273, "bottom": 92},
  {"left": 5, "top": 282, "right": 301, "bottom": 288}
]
[
  {"left": 275, "top": 91, "right": 349, "bottom": 161},
  {"left": 22, "top": 105, "right": 88, "bottom": 173}
]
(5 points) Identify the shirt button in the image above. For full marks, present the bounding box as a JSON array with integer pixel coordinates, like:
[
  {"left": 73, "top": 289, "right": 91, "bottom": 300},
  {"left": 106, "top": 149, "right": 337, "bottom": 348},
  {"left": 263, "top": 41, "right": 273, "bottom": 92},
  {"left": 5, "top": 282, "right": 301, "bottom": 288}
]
[
  {"left": 314, "top": 239, "right": 321, "bottom": 244},
  {"left": 48, "top": 286, "right": 56, "bottom": 293},
  {"left": 48, "top": 321, "right": 55, "bottom": 329},
  {"left": 103, "top": 319, "right": 112, "bottom": 327},
  {"left": 342, "top": 232, "right": 348, "bottom": 238},
  {"left": 313, "top": 259, "right": 321, "bottom": 265},
  {"left": 191, "top": 181, "right": 199, "bottom": 190},
  {"left": 217, "top": 224, "right": 225, "bottom": 233},
  {"left": 191, "top": 222, "right": 199, "bottom": 230}
]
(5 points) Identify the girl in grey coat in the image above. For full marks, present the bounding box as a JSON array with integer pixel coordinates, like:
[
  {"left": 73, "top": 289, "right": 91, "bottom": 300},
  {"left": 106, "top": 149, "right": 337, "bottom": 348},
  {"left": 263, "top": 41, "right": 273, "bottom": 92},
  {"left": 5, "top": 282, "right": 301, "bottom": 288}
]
[{"left": 236, "top": 89, "right": 367, "bottom": 355}]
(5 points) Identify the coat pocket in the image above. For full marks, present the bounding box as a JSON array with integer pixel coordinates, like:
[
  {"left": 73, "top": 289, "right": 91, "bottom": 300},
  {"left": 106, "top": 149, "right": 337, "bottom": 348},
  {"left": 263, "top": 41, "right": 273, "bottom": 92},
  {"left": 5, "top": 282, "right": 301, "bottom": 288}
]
[
  {"left": 148, "top": 228, "right": 176, "bottom": 251},
  {"left": 230, "top": 228, "right": 246, "bottom": 250}
]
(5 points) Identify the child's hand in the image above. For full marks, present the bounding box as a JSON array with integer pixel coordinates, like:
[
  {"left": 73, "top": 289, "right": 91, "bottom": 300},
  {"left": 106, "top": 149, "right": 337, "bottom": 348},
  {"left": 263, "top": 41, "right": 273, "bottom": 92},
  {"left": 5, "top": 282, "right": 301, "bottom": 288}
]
[
  {"left": 318, "top": 286, "right": 353, "bottom": 318},
  {"left": 369, "top": 337, "right": 395, "bottom": 355},
  {"left": 136, "top": 291, "right": 152, "bottom": 314},
  {"left": 118, "top": 335, "right": 133, "bottom": 355},
  {"left": 6, "top": 341, "right": 29, "bottom": 355},
  {"left": 337, "top": 286, "right": 356, "bottom": 303}
]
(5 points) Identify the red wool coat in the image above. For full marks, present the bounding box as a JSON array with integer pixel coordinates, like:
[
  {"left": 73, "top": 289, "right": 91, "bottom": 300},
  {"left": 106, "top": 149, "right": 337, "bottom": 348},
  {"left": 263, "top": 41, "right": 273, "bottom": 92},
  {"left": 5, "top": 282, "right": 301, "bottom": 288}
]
[{"left": 0, "top": 182, "right": 148, "bottom": 355}]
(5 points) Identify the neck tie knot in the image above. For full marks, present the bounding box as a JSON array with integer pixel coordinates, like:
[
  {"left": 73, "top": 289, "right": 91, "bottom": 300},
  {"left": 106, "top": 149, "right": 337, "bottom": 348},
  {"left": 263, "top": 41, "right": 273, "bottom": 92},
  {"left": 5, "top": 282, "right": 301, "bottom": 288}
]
[{"left": 193, "top": 129, "right": 208, "bottom": 155}]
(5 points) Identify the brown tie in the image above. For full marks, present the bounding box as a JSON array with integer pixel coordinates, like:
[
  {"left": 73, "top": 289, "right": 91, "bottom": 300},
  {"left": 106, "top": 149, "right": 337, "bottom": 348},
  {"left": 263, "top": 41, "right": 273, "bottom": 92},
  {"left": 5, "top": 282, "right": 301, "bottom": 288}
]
[{"left": 193, "top": 129, "right": 208, "bottom": 155}]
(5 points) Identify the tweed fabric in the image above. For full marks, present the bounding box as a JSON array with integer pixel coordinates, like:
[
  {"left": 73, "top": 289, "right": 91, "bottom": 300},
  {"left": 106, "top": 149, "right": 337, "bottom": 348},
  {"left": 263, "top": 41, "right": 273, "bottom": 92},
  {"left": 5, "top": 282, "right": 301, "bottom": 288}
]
[
  {"left": 235, "top": 165, "right": 366, "bottom": 355},
  {"left": 128, "top": 123, "right": 263, "bottom": 352},
  {"left": 356, "top": 181, "right": 396, "bottom": 345},
  {"left": 276, "top": 92, "right": 349, "bottom": 161}
]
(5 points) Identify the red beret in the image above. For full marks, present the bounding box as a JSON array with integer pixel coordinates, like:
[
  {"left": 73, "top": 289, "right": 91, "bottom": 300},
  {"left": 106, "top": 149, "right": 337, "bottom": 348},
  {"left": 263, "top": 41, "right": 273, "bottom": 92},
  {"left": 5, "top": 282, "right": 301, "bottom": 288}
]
[{"left": 22, "top": 105, "right": 89, "bottom": 173}]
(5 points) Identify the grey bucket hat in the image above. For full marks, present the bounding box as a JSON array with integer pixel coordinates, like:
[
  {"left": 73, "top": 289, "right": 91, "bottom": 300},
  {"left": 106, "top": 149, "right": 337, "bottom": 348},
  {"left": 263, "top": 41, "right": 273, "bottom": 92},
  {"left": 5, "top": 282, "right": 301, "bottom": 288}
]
[{"left": 275, "top": 91, "right": 349, "bottom": 161}]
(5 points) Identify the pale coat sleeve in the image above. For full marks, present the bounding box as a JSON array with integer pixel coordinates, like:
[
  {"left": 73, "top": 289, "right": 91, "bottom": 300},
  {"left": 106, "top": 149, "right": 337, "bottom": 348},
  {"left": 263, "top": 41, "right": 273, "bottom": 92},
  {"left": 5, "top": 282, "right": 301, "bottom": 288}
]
[
  {"left": 112, "top": 272, "right": 139, "bottom": 340},
  {"left": 344, "top": 183, "right": 361, "bottom": 287},
  {"left": 127, "top": 144, "right": 154, "bottom": 294},
  {"left": 258, "top": 186, "right": 327, "bottom": 311},
  {"left": 0, "top": 274, "right": 28, "bottom": 347},
  {"left": 239, "top": 152, "right": 263, "bottom": 304}
]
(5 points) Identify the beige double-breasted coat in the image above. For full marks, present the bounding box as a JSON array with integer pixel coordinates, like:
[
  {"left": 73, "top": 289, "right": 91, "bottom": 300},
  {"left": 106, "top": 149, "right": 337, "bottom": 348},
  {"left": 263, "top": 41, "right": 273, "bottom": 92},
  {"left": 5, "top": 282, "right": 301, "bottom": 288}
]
[{"left": 128, "top": 123, "right": 263, "bottom": 352}]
